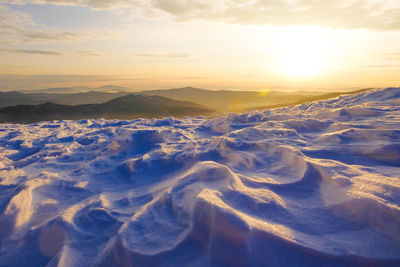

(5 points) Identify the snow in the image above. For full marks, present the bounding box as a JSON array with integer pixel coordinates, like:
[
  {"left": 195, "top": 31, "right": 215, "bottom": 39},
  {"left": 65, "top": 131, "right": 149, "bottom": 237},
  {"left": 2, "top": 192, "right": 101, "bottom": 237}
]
[{"left": 0, "top": 87, "right": 400, "bottom": 266}]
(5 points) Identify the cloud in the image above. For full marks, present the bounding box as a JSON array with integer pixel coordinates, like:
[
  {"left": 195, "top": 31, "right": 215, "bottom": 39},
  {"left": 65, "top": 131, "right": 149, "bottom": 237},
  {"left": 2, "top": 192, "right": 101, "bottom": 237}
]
[
  {"left": 0, "top": 48, "right": 105, "bottom": 56},
  {"left": 0, "top": 48, "right": 63, "bottom": 55},
  {"left": 150, "top": 0, "right": 400, "bottom": 30},
  {"left": 19, "top": 30, "right": 85, "bottom": 43},
  {"left": 136, "top": 53, "right": 192, "bottom": 59},
  {"left": 0, "top": 74, "right": 120, "bottom": 91},
  {"left": 2, "top": 0, "right": 400, "bottom": 30},
  {"left": 0, "top": 4, "right": 120, "bottom": 43},
  {"left": 0, "top": 0, "right": 143, "bottom": 10},
  {"left": 0, "top": 74, "right": 112, "bottom": 81},
  {"left": 0, "top": 4, "right": 87, "bottom": 43},
  {"left": 361, "top": 64, "right": 400, "bottom": 69},
  {"left": 78, "top": 50, "right": 103, "bottom": 56},
  {"left": 369, "top": 53, "right": 400, "bottom": 61}
]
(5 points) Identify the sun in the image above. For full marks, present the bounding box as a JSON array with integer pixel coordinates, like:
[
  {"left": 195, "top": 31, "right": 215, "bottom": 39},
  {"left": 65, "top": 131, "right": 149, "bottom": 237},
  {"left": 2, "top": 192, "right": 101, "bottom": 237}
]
[{"left": 275, "top": 27, "right": 332, "bottom": 78}]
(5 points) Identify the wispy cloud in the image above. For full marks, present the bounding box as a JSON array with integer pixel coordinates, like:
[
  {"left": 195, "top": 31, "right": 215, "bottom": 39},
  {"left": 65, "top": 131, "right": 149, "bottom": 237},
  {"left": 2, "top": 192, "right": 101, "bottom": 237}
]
[
  {"left": 19, "top": 30, "right": 85, "bottom": 43},
  {"left": 2, "top": 0, "right": 400, "bottom": 30},
  {"left": 78, "top": 50, "right": 103, "bottom": 56},
  {"left": 136, "top": 53, "right": 192, "bottom": 59},
  {"left": 0, "top": 5, "right": 87, "bottom": 43},
  {"left": 361, "top": 64, "right": 400, "bottom": 69},
  {"left": 0, "top": 74, "right": 121, "bottom": 91},
  {"left": 0, "top": 4, "right": 121, "bottom": 44},
  {"left": 152, "top": 0, "right": 400, "bottom": 31},
  {"left": 369, "top": 53, "right": 400, "bottom": 61},
  {"left": 0, "top": 0, "right": 137, "bottom": 10},
  {"left": 0, "top": 74, "right": 114, "bottom": 81},
  {"left": 0, "top": 48, "right": 63, "bottom": 55},
  {"left": 0, "top": 48, "right": 106, "bottom": 56}
]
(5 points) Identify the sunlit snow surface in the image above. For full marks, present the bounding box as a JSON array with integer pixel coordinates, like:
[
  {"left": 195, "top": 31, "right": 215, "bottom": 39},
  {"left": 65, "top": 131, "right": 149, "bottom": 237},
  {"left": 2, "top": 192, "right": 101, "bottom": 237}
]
[{"left": 1, "top": 88, "right": 400, "bottom": 266}]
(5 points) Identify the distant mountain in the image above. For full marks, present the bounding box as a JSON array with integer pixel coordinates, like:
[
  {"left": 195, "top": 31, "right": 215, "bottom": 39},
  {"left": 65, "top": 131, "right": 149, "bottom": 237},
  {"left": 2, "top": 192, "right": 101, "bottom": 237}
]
[
  {"left": 139, "top": 87, "right": 309, "bottom": 112},
  {"left": 27, "top": 87, "right": 89, "bottom": 94},
  {"left": 96, "top": 85, "right": 131, "bottom": 92},
  {"left": 0, "top": 94, "right": 214, "bottom": 123},
  {"left": 0, "top": 91, "right": 129, "bottom": 108},
  {"left": 21, "top": 85, "right": 131, "bottom": 94},
  {"left": 0, "top": 87, "right": 313, "bottom": 111},
  {"left": 250, "top": 88, "right": 373, "bottom": 111},
  {"left": 1, "top": 86, "right": 359, "bottom": 113}
]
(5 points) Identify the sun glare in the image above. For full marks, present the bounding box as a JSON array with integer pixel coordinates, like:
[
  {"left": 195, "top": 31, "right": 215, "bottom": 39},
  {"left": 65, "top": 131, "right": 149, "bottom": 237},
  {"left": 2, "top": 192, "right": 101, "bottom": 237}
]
[
  {"left": 275, "top": 27, "right": 332, "bottom": 78},
  {"left": 258, "top": 87, "right": 269, "bottom": 97}
]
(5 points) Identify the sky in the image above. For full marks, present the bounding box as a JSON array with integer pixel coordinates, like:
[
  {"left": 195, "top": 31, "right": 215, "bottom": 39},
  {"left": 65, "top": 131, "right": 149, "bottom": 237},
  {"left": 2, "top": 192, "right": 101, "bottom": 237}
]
[{"left": 0, "top": 0, "right": 399, "bottom": 92}]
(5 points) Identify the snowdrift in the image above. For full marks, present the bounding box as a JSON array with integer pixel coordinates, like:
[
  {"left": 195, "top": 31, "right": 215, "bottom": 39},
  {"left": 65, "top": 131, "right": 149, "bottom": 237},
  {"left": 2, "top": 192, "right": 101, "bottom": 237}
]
[{"left": 0, "top": 87, "right": 399, "bottom": 266}]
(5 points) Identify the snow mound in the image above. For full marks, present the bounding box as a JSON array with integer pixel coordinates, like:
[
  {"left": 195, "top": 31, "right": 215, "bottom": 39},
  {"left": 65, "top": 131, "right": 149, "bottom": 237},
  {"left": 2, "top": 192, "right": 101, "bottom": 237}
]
[{"left": 1, "top": 87, "right": 400, "bottom": 266}]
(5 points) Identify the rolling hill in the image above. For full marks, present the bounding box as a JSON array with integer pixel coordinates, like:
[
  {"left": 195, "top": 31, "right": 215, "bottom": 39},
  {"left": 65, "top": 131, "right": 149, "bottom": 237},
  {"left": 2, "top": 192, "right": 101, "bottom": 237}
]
[
  {"left": 0, "top": 91, "right": 129, "bottom": 108},
  {"left": 0, "top": 87, "right": 373, "bottom": 114},
  {"left": 0, "top": 87, "right": 310, "bottom": 111},
  {"left": 249, "top": 88, "right": 374, "bottom": 111},
  {"left": 139, "top": 87, "right": 309, "bottom": 111},
  {"left": 0, "top": 94, "right": 214, "bottom": 123},
  {"left": 21, "top": 85, "right": 131, "bottom": 94}
]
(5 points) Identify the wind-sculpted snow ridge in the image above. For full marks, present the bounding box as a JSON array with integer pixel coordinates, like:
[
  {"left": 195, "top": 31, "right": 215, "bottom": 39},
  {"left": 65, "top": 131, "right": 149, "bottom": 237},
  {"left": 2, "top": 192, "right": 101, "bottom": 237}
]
[{"left": 0, "top": 88, "right": 400, "bottom": 266}]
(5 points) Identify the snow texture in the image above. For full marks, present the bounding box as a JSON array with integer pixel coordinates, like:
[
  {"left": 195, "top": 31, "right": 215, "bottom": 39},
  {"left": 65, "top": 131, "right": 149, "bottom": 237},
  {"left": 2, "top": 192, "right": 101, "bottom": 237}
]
[{"left": 0, "top": 87, "right": 400, "bottom": 266}]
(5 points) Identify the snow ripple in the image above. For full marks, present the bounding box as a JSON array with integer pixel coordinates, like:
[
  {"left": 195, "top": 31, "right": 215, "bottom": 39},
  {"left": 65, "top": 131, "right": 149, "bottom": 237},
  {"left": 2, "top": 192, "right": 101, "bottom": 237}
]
[{"left": 0, "top": 88, "right": 400, "bottom": 266}]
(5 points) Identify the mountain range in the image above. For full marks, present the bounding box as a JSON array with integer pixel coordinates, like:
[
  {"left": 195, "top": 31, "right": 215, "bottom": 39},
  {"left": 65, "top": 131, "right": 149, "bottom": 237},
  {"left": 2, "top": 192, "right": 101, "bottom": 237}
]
[
  {"left": 0, "top": 94, "right": 214, "bottom": 123},
  {"left": 20, "top": 85, "right": 130, "bottom": 94},
  {"left": 140, "top": 87, "right": 309, "bottom": 111},
  {"left": 1, "top": 86, "right": 320, "bottom": 111},
  {"left": 0, "top": 86, "right": 372, "bottom": 123}
]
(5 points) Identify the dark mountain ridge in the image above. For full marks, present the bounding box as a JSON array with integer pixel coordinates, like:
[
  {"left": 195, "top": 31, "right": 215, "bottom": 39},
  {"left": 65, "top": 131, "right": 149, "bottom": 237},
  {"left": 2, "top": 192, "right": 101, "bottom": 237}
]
[
  {"left": 0, "top": 91, "right": 128, "bottom": 108},
  {"left": 139, "top": 87, "right": 309, "bottom": 111},
  {"left": 0, "top": 87, "right": 374, "bottom": 119},
  {"left": 0, "top": 86, "right": 317, "bottom": 111},
  {"left": 0, "top": 94, "right": 214, "bottom": 124}
]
